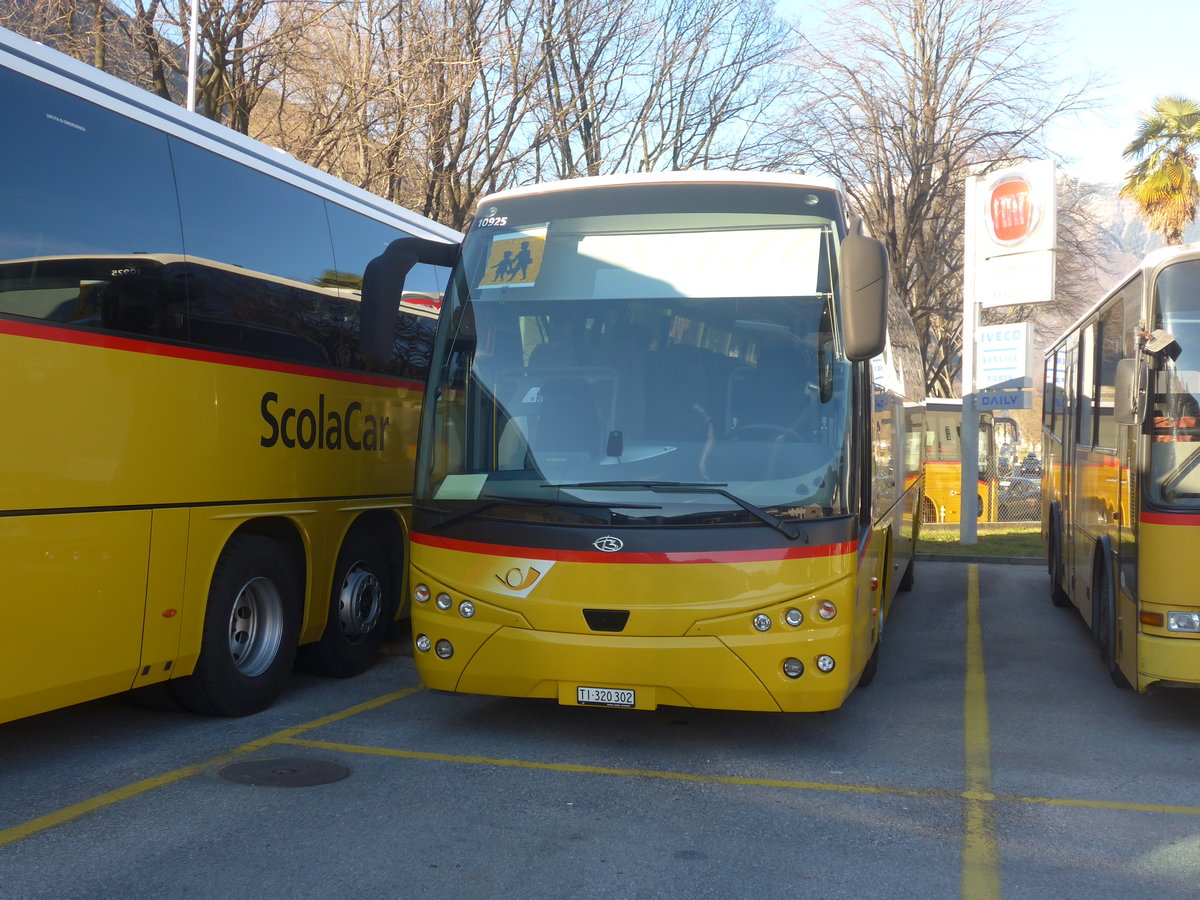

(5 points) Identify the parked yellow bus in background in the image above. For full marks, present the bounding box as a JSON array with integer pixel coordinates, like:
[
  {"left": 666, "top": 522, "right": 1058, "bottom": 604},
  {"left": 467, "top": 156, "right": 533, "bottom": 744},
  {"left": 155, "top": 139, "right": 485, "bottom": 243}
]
[
  {"left": 1043, "top": 243, "right": 1200, "bottom": 692},
  {"left": 923, "top": 399, "right": 997, "bottom": 523},
  {"left": 365, "top": 172, "right": 926, "bottom": 712},
  {"left": 0, "top": 27, "right": 458, "bottom": 723}
]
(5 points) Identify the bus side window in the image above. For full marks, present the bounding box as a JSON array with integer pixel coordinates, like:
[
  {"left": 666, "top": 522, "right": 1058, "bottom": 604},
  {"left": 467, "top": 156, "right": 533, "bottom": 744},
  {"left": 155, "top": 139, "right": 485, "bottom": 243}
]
[{"left": 100, "top": 278, "right": 158, "bottom": 335}]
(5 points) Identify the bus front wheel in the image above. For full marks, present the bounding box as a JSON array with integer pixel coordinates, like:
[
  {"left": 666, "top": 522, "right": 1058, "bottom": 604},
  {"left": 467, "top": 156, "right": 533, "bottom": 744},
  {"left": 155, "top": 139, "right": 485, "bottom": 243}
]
[
  {"left": 1094, "top": 555, "right": 1131, "bottom": 690},
  {"left": 170, "top": 534, "right": 301, "bottom": 716},
  {"left": 297, "top": 529, "right": 395, "bottom": 678},
  {"left": 858, "top": 637, "right": 880, "bottom": 688}
]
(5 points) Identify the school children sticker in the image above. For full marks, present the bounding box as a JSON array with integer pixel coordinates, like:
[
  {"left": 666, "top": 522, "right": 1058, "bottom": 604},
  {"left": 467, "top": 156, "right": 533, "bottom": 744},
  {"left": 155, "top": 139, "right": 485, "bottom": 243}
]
[{"left": 480, "top": 227, "right": 546, "bottom": 288}]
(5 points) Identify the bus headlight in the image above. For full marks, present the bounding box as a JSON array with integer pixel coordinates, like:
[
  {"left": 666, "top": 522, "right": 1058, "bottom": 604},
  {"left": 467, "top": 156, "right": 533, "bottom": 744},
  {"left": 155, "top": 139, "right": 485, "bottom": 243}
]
[
  {"left": 784, "top": 608, "right": 804, "bottom": 627},
  {"left": 752, "top": 614, "right": 772, "bottom": 632},
  {"left": 414, "top": 584, "right": 431, "bottom": 603},
  {"left": 1168, "top": 612, "right": 1200, "bottom": 633},
  {"left": 459, "top": 601, "right": 476, "bottom": 618},
  {"left": 816, "top": 655, "right": 836, "bottom": 673},
  {"left": 783, "top": 658, "right": 804, "bottom": 679},
  {"left": 436, "top": 592, "right": 453, "bottom": 611},
  {"left": 415, "top": 634, "right": 431, "bottom": 652},
  {"left": 435, "top": 639, "right": 454, "bottom": 659},
  {"left": 817, "top": 601, "right": 837, "bottom": 620}
]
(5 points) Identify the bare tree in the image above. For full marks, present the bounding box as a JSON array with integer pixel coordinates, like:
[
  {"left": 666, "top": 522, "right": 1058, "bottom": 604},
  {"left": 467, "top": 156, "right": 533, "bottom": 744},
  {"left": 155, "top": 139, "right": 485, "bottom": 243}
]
[
  {"left": 620, "top": 0, "right": 795, "bottom": 173},
  {"left": 1, "top": 0, "right": 143, "bottom": 81},
  {"left": 257, "top": 0, "right": 551, "bottom": 228},
  {"left": 786, "top": 0, "right": 1096, "bottom": 396},
  {"left": 6, "top": 0, "right": 802, "bottom": 230},
  {"left": 531, "top": 0, "right": 798, "bottom": 179},
  {"left": 533, "top": 0, "right": 644, "bottom": 179}
]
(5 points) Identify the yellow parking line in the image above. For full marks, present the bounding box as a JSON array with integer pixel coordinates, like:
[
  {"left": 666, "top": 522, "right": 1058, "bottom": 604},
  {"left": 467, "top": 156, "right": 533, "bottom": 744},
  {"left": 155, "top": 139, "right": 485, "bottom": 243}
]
[
  {"left": 282, "top": 736, "right": 947, "bottom": 797},
  {"left": 281, "top": 736, "right": 1200, "bottom": 818},
  {"left": 0, "top": 686, "right": 421, "bottom": 848},
  {"left": 11, "top": 605, "right": 1200, "bottom": 863},
  {"left": 962, "top": 564, "right": 1001, "bottom": 900},
  {"left": 1007, "top": 795, "right": 1200, "bottom": 816}
]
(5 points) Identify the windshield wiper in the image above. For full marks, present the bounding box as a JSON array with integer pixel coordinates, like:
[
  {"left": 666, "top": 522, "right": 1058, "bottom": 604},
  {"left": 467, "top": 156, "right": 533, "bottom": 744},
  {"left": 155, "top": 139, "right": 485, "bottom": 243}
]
[
  {"left": 551, "top": 481, "right": 807, "bottom": 542},
  {"left": 425, "top": 494, "right": 660, "bottom": 531}
]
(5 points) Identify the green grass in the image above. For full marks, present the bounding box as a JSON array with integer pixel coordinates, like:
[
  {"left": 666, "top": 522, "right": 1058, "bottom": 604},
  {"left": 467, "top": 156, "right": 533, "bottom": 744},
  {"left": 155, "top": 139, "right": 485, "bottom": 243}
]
[{"left": 917, "top": 522, "right": 1043, "bottom": 559}]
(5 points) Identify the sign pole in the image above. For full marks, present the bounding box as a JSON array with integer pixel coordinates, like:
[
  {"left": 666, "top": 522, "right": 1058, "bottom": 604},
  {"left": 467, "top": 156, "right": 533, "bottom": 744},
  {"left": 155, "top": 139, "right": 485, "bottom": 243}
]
[{"left": 961, "top": 174, "right": 980, "bottom": 543}]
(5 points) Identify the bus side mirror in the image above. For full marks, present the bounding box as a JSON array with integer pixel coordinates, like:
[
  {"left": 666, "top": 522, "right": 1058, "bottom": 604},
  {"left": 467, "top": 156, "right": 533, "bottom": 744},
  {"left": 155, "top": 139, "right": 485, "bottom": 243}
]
[
  {"left": 360, "top": 237, "right": 459, "bottom": 370},
  {"left": 839, "top": 221, "right": 889, "bottom": 362},
  {"left": 1114, "top": 357, "right": 1146, "bottom": 426}
]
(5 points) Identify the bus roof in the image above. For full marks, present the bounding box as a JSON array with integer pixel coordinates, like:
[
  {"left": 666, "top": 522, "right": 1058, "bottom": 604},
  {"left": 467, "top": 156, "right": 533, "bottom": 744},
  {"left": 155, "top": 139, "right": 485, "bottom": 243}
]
[
  {"left": 1044, "top": 242, "right": 1200, "bottom": 355},
  {"left": 478, "top": 171, "right": 842, "bottom": 207},
  {"left": 0, "top": 25, "right": 459, "bottom": 245}
]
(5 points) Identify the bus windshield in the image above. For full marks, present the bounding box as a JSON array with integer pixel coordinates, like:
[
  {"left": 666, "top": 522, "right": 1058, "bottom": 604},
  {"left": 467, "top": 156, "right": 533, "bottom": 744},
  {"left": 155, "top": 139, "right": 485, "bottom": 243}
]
[
  {"left": 1150, "top": 258, "right": 1200, "bottom": 506},
  {"left": 417, "top": 182, "right": 855, "bottom": 526}
]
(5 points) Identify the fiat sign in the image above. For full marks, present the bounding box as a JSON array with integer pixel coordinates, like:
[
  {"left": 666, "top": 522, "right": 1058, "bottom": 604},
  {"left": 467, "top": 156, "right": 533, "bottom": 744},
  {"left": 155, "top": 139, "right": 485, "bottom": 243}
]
[
  {"left": 968, "top": 159, "right": 1056, "bottom": 307},
  {"left": 988, "top": 176, "right": 1038, "bottom": 245}
]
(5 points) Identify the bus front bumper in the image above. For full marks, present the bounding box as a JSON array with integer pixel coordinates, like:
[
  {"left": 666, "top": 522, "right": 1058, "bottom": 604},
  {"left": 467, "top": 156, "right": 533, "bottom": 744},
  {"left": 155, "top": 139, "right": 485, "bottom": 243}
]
[
  {"left": 1138, "top": 633, "right": 1200, "bottom": 692},
  {"left": 413, "top": 624, "right": 857, "bottom": 713}
]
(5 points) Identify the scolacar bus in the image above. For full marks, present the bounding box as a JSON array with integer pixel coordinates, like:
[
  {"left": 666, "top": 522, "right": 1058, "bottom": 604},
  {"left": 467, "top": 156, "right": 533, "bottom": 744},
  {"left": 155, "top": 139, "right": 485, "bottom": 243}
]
[
  {"left": 365, "top": 172, "right": 926, "bottom": 712},
  {"left": 0, "top": 26, "right": 459, "bottom": 724},
  {"left": 1044, "top": 243, "right": 1200, "bottom": 692}
]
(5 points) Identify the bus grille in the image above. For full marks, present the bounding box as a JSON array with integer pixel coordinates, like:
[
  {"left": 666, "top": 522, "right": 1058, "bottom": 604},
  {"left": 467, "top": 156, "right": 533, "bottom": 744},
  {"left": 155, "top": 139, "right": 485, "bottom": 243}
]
[{"left": 582, "top": 609, "right": 630, "bottom": 632}]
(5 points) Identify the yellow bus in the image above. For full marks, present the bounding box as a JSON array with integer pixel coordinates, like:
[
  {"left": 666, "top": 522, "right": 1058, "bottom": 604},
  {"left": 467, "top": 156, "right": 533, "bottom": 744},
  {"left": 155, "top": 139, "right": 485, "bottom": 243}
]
[
  {"left": 923, "top": 398, "right": 999, "bottom": 523},
  {"left": 1043, "top": 243, "right": 1200, "bottom": 692},
  {"left": 0, "top": 27, "right": 458, "bottom": 723},
  {"left": 367, "top": 172, "right": 926, "bottom": 712}
]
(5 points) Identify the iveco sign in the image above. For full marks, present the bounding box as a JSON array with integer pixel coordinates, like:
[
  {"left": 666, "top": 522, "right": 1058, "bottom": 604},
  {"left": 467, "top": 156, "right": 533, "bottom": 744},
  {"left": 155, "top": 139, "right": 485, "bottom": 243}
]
[{"left": 977, "top": 323, "right": 1034, "bottom": 390}]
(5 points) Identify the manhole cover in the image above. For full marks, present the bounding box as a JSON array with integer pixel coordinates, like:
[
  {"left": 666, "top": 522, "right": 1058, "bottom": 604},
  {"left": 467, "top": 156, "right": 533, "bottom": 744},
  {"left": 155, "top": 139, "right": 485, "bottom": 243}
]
[{"left": 218, "top": 757, "right": 351, "bottom": 788}]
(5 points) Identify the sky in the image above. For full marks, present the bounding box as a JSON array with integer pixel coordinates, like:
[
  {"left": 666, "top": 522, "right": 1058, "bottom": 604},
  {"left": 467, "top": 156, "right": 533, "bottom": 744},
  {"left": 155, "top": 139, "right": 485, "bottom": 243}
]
[
  {"left": 1045, "top": 0, "right": 1196, "bottom": 186},
  {"left": 781, "top": 0, "right": 1195, "bottom": 190}
]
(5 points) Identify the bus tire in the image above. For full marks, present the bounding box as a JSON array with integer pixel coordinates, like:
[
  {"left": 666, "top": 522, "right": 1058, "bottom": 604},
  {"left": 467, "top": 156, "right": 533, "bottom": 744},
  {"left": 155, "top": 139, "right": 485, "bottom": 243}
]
[
  {"left": 170, "top": 534, "right": 301, "bottom": 717},
  {"left": 1094, "top": 555, "right": 1131, "bottom": 690},
  {"left": 858, "top": 638, "right": 880, "bottom": 688},
  {"left": 297, "top": 529, "right": 394, "bottom": 678},
  {"left": 1048, "top": 530, "right": 1070, "bottom": 608}
]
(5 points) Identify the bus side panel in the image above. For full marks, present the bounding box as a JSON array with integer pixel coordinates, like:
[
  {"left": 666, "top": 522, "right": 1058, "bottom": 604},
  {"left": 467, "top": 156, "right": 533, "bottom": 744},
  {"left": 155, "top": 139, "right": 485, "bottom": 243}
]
[
  {"left": 924, "top": 462, "right": 960, "bottom": 523},
  {"left": 132, "top": 507, "right": 189, "bottom": 688},
  {"left": 0, "top": 511, "right": 150, "bottom": 723},
  {"left": 857, "top": 522, "right": 887, "bottom": 654},
  {"left": 1069, "top": 443, "right": 1096, "bottom": 628},
  {"left": 0, "top": 325, "right": 424, "bottom": 514}
]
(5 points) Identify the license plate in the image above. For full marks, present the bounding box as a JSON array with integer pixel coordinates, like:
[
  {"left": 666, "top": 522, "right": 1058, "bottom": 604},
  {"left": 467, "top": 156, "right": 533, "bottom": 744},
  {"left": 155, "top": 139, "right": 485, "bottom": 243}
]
[{"left": 576, "top": 686, "right": 635, "bottom": 708}]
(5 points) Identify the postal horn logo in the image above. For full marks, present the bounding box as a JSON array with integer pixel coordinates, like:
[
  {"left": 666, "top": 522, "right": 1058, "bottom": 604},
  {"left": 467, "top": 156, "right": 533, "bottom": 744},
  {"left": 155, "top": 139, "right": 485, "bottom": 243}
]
[
  {"left": 593, "top": 535, "right": 624, "bottom": 552},
  {"left": 496, "top": 566, "right": 542, "bottom": 591}
]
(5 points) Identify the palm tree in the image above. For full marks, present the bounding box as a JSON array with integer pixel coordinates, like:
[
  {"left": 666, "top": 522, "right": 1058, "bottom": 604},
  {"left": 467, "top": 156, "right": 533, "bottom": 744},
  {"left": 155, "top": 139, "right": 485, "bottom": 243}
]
[{"left": 1120, "top": 95, "right": 1200, "bottom": 245}]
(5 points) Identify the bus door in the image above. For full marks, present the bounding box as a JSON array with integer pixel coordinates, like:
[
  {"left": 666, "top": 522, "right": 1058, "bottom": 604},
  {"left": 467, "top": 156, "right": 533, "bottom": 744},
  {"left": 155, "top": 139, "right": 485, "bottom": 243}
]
[
  {"left": 1061, "top": 337, "right": 1080, "bottom": 597},
  {"left": 1070, "top": 324, "right": 1097, "bottom": 620},
  {"left": 1116, "top": 278, "right": 1143, "bottom": 613},
  {"left": 980, "top": 413, "right": 996, "bottom": 520}
]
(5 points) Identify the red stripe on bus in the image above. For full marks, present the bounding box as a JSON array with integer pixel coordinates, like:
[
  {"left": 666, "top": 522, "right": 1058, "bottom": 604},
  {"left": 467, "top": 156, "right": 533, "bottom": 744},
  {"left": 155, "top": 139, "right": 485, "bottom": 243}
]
[
  {"left": 1141, "top": 511, "right": 1200, "bottom": 526},
  {"left": 0, "top": 317, "right": 424, "bottom": 391},
  {"left": 412, "top": 531, "right": 857, "bottom": 564}
]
